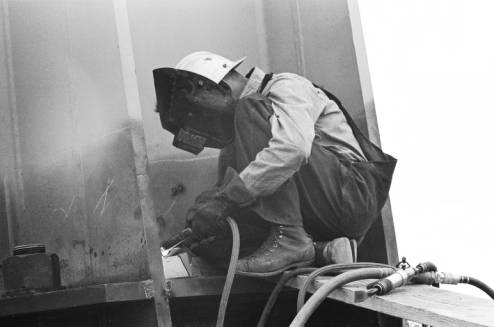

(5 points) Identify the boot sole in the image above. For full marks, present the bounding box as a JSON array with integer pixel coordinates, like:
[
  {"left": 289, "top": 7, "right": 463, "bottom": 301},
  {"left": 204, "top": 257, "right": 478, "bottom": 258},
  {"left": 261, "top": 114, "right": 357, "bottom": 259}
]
[{"left": 235, "top": 259, "right": 314, "bottom": 278}]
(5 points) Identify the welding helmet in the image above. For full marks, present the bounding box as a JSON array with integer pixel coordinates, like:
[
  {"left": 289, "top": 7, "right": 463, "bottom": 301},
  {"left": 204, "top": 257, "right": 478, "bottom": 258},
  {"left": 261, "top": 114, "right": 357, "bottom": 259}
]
[
  {"left": 153, "top": 52, "right": 246, "bottom": 154},
  {"left": 153, "top": 68, "right": 237, "bottom": 154}
]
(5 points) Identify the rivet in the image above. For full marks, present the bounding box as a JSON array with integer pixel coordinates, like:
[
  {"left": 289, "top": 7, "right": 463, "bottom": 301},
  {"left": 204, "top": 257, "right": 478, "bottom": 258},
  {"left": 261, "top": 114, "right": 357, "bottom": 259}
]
[{"left": 171, "top": 184, "right": 185, "bottom": 197}]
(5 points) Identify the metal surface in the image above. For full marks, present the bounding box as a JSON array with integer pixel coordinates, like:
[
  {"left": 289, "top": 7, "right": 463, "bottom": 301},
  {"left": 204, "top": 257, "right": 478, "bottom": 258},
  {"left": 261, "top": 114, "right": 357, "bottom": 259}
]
[
  {"left": 1, "top": 0, "right": 152, "bottom": 287},
  {"left": 2, "top": 252, "right": 61, "bottom": 291},
  {"left": 0, "top": 280, "right": 155, "bottom": 317},
  {"left": 168, "top": 276, "right": 274, "bottom": 298},
  {"left": 1, "top": 0, "right": 170, "bottom": 325}
]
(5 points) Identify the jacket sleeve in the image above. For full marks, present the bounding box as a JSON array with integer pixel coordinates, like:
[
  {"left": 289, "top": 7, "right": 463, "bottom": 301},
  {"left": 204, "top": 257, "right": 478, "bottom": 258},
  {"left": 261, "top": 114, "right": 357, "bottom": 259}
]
[{"left": 239, "top": 77, "right": 322, "bottom": 197}]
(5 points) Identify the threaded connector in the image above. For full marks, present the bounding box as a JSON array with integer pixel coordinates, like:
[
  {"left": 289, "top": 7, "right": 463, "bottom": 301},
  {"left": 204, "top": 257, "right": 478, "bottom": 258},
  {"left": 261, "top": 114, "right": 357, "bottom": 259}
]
[
  {"left": 416, "top": 261, "right": 437, "bottom": 273},
  {"left": 373, "top": 267, "right": 416, "bottom": 295},
  {"left": 411, "top": 271, "right": 462, "bottom": 285}
]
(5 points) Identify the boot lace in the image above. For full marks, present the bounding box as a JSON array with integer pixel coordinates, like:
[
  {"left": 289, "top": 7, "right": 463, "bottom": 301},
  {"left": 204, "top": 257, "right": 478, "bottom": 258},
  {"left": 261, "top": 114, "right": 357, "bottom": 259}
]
[{"left": 248, "top": 225, "right": 285, "bottom": 258}]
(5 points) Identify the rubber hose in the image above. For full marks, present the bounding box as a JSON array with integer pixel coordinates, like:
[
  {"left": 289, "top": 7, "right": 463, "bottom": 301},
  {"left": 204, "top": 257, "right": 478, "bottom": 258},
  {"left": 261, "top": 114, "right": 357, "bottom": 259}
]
[
  {"left": 257, "top": 267, "right": 317, "bottom": 327},
  {"left": 259, "top": 263, "right": 395, "bottom": 327},
  {"left": 216, "top": 217, "right": 240, "bottom": 327},
  {"left": 462, "top": 276, "right": 494, "bottom": 300},
  {"left": 296, "top": 263, "right": 396, "bottom": 312},
  {"left": 290, "top": 267, "right": 395, "bottom": 327}
]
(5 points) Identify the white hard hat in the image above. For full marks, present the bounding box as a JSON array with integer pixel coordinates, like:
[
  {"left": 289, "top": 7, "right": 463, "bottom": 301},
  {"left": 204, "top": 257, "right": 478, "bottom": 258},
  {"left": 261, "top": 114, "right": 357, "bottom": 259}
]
[{"left": 175, "top": 51, "right": 246, "bottom": 84}]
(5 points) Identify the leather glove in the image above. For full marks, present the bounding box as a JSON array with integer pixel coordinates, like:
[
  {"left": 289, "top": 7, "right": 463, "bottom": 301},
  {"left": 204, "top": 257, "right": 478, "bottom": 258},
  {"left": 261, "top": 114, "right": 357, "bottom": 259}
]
[{"left": 185, "top": 167, "right": 255, "bottom": 240}]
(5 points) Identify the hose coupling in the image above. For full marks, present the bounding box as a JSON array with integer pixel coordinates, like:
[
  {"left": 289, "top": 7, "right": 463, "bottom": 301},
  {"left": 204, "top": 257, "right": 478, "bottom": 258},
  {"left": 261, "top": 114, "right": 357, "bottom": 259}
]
[
  {"left": 416, "top": 261, "right": 437, "bottom": 273},
  {"left": 369, "top": 261, "right": 437, "bottom": 295},
  {"left": 370, "top": 267, "right": 415, "bottom": 295},
  {"left": 412, "top": 271, "right": 463, "bottom": 285}
]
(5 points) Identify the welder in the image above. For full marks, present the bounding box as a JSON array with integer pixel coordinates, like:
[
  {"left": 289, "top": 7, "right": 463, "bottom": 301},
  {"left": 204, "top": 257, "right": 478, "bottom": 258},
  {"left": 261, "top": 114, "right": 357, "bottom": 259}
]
[{"left": 153, "top": 51, "right": 396, "bottom": 277}]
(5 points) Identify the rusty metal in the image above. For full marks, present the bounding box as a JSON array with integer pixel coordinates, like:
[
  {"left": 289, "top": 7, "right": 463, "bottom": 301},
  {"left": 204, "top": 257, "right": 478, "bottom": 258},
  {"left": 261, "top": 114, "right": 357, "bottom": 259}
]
[
  {"left": 0, "top": 280, "right": 155, "bottom": 317},
  {"left": 2, "top": 246, "right": 61, "bottom": 294}
]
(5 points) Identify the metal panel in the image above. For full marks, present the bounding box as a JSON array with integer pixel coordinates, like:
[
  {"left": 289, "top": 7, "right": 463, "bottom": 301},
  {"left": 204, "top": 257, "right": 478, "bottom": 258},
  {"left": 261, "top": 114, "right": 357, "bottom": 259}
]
[
  {"left": 4, "top": 0, "right": 150, "bottom": 287},
  {"left": 149, "top": 157, "right": 217, "bottom": 241},
  {"left": 264, "top": 0, "right": 368, "bottom": 131},
  {"left": 0, "top": 2, "right": 15, "bottom": 266},
  {"left": 0, "top": 300, "right": 159, "bottom": 327},
  {"left": 0, "top": 280, "right": 154, "bottom": 317}
]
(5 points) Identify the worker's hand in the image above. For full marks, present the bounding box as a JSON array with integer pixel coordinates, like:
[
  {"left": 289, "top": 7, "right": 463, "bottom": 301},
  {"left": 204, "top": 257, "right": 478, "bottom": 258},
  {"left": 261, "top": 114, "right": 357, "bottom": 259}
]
[
  {"left": 185, "top": 196, "right": 231, "bottom": 240},
  {"left": 185, "top": 167, "right": 255, "bottom": 241}
]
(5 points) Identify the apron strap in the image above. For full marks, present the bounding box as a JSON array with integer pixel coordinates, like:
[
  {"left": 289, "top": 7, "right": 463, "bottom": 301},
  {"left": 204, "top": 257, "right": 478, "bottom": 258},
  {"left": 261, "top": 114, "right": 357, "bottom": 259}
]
[
  {"left": 312, "top": 84, "right": 395, "bottom": 163},
  {"left": 259, "top": 73, "right": 274, "bottom": 94}
]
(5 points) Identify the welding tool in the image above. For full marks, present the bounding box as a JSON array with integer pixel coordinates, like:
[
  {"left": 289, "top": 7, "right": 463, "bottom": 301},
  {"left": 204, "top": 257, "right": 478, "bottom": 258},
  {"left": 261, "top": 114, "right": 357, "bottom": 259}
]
[
  {"left": 161, "top": 227, "right": 194, "bottom": 250},
  {"left": 161, "top": 227, "right": 219, "bottom": 257},
  {"left": 161, "top": 228, "right": 195, "bottom": 257}
]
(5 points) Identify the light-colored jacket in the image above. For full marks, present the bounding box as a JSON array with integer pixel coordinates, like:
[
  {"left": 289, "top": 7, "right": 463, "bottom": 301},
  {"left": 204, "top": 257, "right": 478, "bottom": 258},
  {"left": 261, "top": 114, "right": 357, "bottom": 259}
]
[{"left": 238, "top": 67, "right": 365, "bottom": 197}]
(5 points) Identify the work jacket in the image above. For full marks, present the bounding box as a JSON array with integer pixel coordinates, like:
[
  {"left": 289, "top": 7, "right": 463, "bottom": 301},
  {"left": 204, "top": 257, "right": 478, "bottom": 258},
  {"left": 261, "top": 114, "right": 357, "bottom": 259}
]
[{"left": 238, "top": 67, "right": 366, "bottom": 198}]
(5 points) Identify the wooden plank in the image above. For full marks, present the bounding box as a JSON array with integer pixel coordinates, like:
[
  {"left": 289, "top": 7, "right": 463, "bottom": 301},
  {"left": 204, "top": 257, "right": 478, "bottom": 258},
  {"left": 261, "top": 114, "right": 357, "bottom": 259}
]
[
  {"left": 287, "top": 277, "right": 494, "bottom": 327},
  {"left": 0, "top": 280, "right": 155, "bottom": 317}
]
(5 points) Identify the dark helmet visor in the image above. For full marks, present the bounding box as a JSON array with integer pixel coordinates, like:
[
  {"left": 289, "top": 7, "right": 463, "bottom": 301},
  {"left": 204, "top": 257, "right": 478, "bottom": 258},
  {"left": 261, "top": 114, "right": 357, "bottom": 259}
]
[{"left": 153, "top": 68, "right": 235, "bottom": 154}]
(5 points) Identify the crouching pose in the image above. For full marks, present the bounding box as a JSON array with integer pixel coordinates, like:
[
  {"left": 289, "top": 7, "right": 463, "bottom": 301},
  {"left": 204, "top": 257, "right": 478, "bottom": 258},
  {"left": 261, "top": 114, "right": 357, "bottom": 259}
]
[{"left": 153, "top": 51, "right": 396, "bottom": 277}]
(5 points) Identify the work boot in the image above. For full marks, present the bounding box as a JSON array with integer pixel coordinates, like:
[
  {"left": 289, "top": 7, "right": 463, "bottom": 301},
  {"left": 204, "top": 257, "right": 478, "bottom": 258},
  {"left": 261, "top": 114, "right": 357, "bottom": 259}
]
[
  {"left": 314, "top": 237, "right": 356, "bottom": 266},
  {"left": 236, "top": 225, "right": 315, "bottom": 277}
]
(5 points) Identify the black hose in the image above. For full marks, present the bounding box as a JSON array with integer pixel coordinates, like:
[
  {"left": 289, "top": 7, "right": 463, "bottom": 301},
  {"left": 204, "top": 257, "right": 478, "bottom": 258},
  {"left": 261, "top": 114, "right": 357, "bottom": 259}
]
[
  {"left": 257, "top": 267, "right": 317, "bottom": 327},
  {"left": 216, "top": 217, "right": 240, "bottom": 327},
  {"left": 296, "top": 262, "right": 396, "bottom": 312},
  {"left": 462, "top": 276, "right": 494, "bottom": 300},
  {"left": 290, "top": 267, "right": 395, "bottom": 327},
  {"left": 258, "top": 263, "right": 396, "bottom": 326}
]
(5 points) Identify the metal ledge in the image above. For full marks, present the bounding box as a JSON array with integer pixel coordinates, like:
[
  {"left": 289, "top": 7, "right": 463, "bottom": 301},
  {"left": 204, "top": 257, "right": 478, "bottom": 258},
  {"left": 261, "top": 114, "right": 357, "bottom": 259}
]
[
  {"left": 0, "top": 275, "right": 276, "bottom": 317},
  {"left": 0, "top": 280, "right": 154, "bottom": 317},
  {"left": 167, "top": 275, "right": 275, "bottom": 298}
]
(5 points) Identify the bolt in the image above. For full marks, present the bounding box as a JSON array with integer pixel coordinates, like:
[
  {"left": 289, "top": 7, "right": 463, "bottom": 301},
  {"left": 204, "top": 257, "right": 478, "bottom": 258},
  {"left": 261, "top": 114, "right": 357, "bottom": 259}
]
[{"left": 171, "top": 184, "right": 185, "bottom": 197}]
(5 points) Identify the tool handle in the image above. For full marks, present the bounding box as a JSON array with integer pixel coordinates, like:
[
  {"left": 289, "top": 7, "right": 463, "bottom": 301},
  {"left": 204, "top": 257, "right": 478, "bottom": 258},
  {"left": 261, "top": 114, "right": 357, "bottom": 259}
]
[{"left": 161, "top": 228, "right": 193, "bottom": 249}]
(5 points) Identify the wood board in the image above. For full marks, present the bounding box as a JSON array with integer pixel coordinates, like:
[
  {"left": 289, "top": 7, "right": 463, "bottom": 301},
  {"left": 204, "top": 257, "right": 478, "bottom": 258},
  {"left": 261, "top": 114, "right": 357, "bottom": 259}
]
[{"left": 288, "top": 276, "right": 494, "bottom": 327}]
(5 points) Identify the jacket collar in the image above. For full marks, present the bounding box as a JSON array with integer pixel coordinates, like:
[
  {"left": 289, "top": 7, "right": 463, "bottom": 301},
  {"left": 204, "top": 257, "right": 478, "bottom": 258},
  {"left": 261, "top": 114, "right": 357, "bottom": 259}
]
[{"left": 240, "top": 67, "right": 266, "bottom": 98}]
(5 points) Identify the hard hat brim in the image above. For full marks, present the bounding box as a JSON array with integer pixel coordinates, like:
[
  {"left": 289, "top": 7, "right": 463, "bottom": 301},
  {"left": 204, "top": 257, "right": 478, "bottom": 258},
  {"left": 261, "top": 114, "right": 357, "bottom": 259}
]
[{"left": 231, "top": 56, "right": 247, "bottom": 72}]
